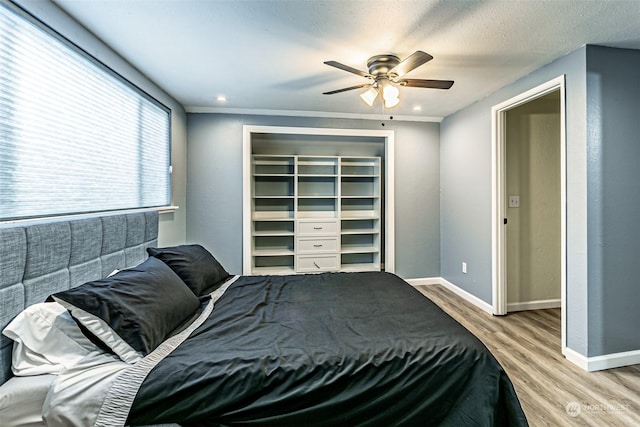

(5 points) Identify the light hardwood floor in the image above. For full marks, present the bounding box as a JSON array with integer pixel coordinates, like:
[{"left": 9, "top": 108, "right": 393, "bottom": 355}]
[{"left": 415, "top": 284, "right": 640, "bottom": 427}]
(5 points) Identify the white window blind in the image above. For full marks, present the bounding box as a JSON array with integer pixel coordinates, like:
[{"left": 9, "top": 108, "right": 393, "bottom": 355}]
[{"left": 0, "top": 2, "right": 171, "bottom": 221}]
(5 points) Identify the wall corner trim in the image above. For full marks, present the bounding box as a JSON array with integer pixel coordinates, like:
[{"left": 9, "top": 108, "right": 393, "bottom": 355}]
[
  {"left": 404, "top": 277, "right": 493, "bottom": 314},
  {"left": 563, "top": 347, "right": 590, "bottom": 370},
  {"left": 564, "top": 347, "right": 640, "bottom": 372}
]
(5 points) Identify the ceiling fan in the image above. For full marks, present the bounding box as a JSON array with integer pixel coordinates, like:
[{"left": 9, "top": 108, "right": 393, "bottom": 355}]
[{"left": 323, "top": 50, "right": 454, "bottom": 108}]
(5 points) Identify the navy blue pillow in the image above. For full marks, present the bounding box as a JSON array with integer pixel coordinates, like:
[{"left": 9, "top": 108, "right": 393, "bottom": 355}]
[
  {"left": 147, "top": 244, "right": 230, "bottom": 296},
  {"left": 49, "top": 257, "right": 200, "bottom": 363}
]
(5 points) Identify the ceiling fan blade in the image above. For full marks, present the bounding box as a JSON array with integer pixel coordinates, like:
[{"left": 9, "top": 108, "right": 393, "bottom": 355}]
[
  {"left": 323, "top": 83, "right": 371, "bottom": 95},
  {"left": 324, "top": 61, "right": 372, "bottom": 78},
  {"left": 397, "top": 78, "right": 454, "bottom": 89},
  {"left": 389, "top": 50, "right": 433, "bottom": 77}
]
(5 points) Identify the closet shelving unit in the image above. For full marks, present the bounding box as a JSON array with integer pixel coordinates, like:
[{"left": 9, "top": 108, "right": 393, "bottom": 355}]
[
  {"left": 251, "top": 155, "right": 296, "bottom": 273},
  {"left": 243, "top": 125, "right": 394, "bottom": 276},
  {"left": 250, "top": 154, "right": 381, "bottom": 274},
  {"left": 339, "top": 157, "right": 381, "bottom": 272}
]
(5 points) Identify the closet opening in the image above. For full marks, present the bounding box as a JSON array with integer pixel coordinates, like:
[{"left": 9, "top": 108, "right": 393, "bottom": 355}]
[{"left": 242, "top": 126, "right": 395, "bottom": 276}]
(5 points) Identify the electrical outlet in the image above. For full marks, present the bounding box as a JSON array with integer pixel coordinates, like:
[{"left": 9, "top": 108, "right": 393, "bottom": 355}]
[{"left": 462, "top": 262, "right": 467, "bottom": 274}]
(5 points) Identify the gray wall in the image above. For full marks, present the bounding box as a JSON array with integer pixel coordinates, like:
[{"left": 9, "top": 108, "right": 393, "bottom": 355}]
[
  {"left": 586, "top": 46, "right": 640, "bottom": 356},
  {"left": 440, "top": 99, "right": 495, "bottom": 302},
  {"left": 442, "top": 44, "right": 640, "bottom": 358},
  {"left": 186, "top": 114, "right": 440, "bottom": 279},
  {"left": 441, "top": 46, "right": 590, "bottom": 355},
  {"left": 16, "top": 0, "right": 188, "bottom": 247}
]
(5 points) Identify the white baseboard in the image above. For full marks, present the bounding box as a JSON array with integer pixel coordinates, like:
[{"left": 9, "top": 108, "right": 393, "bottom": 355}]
[
  {"left": 405, "top": 276, "right": 494, "bottom": 314},
  {"left": 564, "top": 347, "right": 640, "bottom": 372},
  {"left": 563, "top": 347, "right": 590, "bottom": 370},
  {"left": 404, "top": 277, "right": 442, "bottom": 287},
  {"left": 507, "top": 298, "right": 561, "bottom": 312}
]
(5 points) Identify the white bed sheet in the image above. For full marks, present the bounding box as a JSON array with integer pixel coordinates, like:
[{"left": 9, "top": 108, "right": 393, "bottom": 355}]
[{"left": 0, "top": 374, "right": 56, "bottom": 427}]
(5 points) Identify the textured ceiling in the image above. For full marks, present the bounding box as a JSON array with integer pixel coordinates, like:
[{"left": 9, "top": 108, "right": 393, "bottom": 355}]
[{"left": 52, "top": 0, "right": 640, "bottom": 120}]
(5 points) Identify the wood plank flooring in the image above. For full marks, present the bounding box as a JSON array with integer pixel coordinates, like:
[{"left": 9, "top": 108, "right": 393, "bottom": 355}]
[{"left": 415, "top": 284, "right": 640, "bottom": 427}]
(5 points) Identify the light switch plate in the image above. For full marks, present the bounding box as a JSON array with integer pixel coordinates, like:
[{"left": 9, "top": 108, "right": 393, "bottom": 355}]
[{"left": 508, "top": 195, "right": 520, "bottom": 208}]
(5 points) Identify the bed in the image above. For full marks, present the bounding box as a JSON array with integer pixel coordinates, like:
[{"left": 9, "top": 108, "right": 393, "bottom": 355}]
[{"left": 0, "top": 211, "right": 528, "bottom": 427}]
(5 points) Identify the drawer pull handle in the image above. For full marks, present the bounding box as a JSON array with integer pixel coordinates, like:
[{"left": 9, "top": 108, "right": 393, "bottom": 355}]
[
  {"left": 313, "top": 262, "right": 320, "bottom": 269},
  {"left": 313, "top": 244, "right": 323, "bottom": 248},
  {"left": 313, "top": 227, "right": 323, "bottom": 230}
]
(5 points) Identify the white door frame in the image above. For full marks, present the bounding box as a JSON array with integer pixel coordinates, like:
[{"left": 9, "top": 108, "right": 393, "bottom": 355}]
[{"left": 491, "top": 75, "right": 567, "bottom": 352}]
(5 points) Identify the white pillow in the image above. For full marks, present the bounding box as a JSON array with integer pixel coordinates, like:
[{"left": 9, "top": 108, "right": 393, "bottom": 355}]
[
  {"left": 2, "top": 302, "right": 101, "bottom": 376},
  {"left": 0, "top": 374, "right": 56, "bottom": 427}
]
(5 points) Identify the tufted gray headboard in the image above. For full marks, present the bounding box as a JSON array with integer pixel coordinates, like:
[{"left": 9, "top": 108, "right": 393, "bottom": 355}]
[{"left": 0, "top": 210, "right": 159, "bottom": 385}]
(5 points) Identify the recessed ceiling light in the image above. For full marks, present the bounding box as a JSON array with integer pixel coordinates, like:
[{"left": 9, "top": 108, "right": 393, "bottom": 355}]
[
  {"left": 413, "top": 105, "right": 422, "bottom": 111},
  {"left": 217, "top": 95, "right": 227, "bottom": 102}
]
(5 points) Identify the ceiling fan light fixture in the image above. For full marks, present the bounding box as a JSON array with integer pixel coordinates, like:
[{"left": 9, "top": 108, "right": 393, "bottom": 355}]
[
  {"left": 384, "top": 96, "right": 400, "bottom": 109},
  {"left": 380, "top": 80, "right": 400, "bottom": 109},
  {"left": 360, "top": 86, "right": 379, "bottom": 106}
]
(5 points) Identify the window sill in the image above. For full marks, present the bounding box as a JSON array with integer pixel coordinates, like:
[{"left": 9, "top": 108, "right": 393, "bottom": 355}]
[{"left": 158, "top": 205, "right": 180, "bottom": 214}]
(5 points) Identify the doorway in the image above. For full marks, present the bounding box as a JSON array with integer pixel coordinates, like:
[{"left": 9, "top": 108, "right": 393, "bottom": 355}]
[
  {"left": 505, "top": 91, "right": 561, "bottom": 311},
  {"left": 491, "top": 76, "right": 567, "bottom": 352}
]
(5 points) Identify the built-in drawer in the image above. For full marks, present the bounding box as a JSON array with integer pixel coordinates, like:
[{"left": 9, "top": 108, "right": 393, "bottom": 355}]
[
  {"left": 297, "top": 219, "right": 338, "bottom": 236},
  {"left": 297, "top": 237, "right": 338, "bottom": 254},
  {"left": 296, "top": 254, "right": 339, "bottom": 273}
]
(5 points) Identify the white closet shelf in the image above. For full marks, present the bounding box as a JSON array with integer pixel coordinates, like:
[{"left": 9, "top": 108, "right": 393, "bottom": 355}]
[
  {"left": 341, "top": 247, "right": 379, "bottom": 254},
  {"left": 341, "top": 230, "right": 380, "bottom": 235},
  {"left": 250, "top": 153, "right": 381, "bottom": 274},
  {"left": 253, "top": 212, "right": 294, "bottom": 220},
  {"left": 252, "top": 231, "right": 295, "bottom": 236},
  {"left": 253, "top": 249, "right": 295, "bottom": 256}
]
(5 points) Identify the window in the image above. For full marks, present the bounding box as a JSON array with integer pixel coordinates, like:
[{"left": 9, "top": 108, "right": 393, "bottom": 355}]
[{"left": 0, "top": 2, "right": 171, "bottom": 221}]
